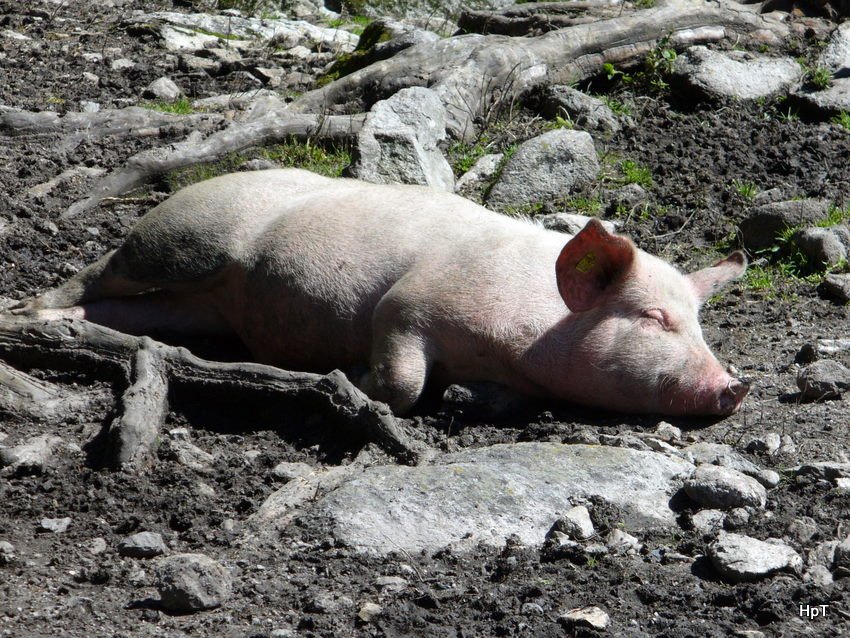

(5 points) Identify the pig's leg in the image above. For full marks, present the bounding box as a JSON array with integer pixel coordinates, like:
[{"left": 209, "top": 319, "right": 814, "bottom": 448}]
[
  {"left": 362, "top": 323, "right": 433, "bottom": 415},
  {"left": 11, "top": 250, "right": 152, "bottom": 314}
]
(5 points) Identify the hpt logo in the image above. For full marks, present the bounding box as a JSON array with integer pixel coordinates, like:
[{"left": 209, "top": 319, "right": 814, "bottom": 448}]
[{"left": 799, "top": 604, "right": 828, "bottom": 619}]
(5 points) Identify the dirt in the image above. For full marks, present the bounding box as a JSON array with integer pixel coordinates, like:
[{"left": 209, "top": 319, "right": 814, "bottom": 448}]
[{"left": 1, "top": 1, "right": 849, "bottom": 637}]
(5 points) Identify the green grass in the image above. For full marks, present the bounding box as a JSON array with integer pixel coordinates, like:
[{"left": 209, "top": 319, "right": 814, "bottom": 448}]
[
  {"left": 448, "top": 138, "right": 492, "bottom": 176},
  {"left": 618, "top": 159, "right": 653, "bottom": 189},
  {"left": 544, "top": 113, "right": 575, "bottom": 130},
  {"left": 832, "top": 111, "right": 850, "bottom": 131},
  {"left": 142, "top": 97, "right": 195, "bottom": 115},
  {"left": 326, "top": 15, "right": 371, "bottom": 35},
  {"left": 562, "top": 195, "right": 603, "bottom": 215},
  {"left": 806, "top": 65, "right": 833, "bottom": 90},
  {"left": 816, "top": 203, "right": 850, "bottom": 227},
  {"left": 732, "top": 179, "right": 759, "bottom": 201}
]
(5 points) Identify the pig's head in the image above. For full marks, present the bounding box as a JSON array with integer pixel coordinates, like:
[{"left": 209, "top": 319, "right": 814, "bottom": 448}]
[{"left": 553, "top": 219, "right": 748, "bottom": 416}]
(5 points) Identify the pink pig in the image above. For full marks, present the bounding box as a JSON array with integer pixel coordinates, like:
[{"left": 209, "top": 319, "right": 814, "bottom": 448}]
[{"left": 13, "top": 169, "right": 749, "bottom": 416}]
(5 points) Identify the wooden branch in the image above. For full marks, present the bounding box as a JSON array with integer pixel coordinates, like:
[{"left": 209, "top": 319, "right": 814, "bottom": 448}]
[
  {"left": 0, "top": 360, "right": 100, "bottom": 421},
  {"left": 0, "top": 317, "right": 428, "bottom": 467},
  {"left": 458, "top": 1, "right": 627, "bottom": 36},
  {"left": 61, "top": 112, "right": 366, "bottom": 220},
  {"left": 290, "top": 0, "right": 788, "bottom": 139}
]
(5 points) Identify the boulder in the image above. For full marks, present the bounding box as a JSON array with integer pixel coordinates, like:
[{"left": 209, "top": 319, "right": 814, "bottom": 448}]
[
  {"left": 539, "top": 85, "right": 622, "bottom": 133},
  {"left": 739, "top": 199, "right": 831, "bottom": 252},
  {"left": 708, "top": 532, "right": 802, "bottom": 582}
]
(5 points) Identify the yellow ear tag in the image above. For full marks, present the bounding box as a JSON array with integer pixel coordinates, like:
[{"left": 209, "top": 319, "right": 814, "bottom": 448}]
[{"left": 575, "top": 252, "right": 596, "bottom": 273}]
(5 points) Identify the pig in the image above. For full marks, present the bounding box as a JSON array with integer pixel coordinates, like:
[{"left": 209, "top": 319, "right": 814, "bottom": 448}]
[{"left": 11, "top": 168, "right": 749, "bottom": 416}]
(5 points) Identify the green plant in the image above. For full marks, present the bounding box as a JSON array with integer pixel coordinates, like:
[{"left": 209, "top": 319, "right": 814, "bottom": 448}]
[
  {"left": 600, "top": 95, "right": 633, "bottom": 117},
  {"left": 260, "top": 139, "right": 351, "bottom": 177},
  {"left": 816, "top": 203, "right": 850, "bottom": 227},
  {"left": 641, "top": 42, "right": 677, "bottom": 92},
  {"left": 544, "top": 112, "right": 575, "bottom": 130},
  {"left": 618, "top": 159, "right": 653, "bottom": 189},
  {"left": 142, "top": 97, "right": 195, "bottom": 115},
  {"left": 805, "top": 65, "right": 832, "bottom": 90},
  {"left": 633, "top": 0, "right": 657, "bottom": 7},
  {"left": 831, "top": 111, "right": 850, "bottom": 131},
  {"left": 732, "top": 180, "right": 759, "bottom": 201},
  {"left": 561, "top": 195, "right": 603, "bottom": 215},
  {"left": 448, "top": 138, "right": 491, "bottom": 176}
]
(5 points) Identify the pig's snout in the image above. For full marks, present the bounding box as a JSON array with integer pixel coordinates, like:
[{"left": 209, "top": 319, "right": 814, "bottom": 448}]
[{"left": 718, "top": 377, "right": 750, "bottom": 415}]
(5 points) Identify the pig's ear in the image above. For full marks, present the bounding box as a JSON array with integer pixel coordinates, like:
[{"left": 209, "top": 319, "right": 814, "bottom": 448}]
[
  {"left": 687, "top": 251, "right": 748, "bottom": 304},
  {"left": 555, "top": 219, "right": 636, "bottom": 312}
]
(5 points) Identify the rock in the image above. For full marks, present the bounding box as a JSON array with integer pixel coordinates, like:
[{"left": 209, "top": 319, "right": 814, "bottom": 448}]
[
  {"left": 89, "top": 538, "right": 107, "bottom": 555},
  {"left": 723, "top": 507, "right": 751, "bottom": 530},
  {"left": 797, "top": 359, "right": 850, "bottom": 400},
  {"left": 655, "top": 421, "right": 682, "bottom": 441},
  {"left": 606, "top": 529, "right": 641, "bottom": 554},
  {"left": 168, "top": 439, "right": 215, "bottom": 473},
  {"left": 739, "top": 199, "right": 831, "bottom": 252},
  {"left": 454, "top": 153, "right": 503, "bottom": 196},
  {"left": 110, "top": 58, "right": 134, "bottom": 71},
  {"left": 787, "top": 516, "right": 819, "bottom": 544},
  {"left": 551, "top": 505, "right": 594, "bottom": 541},
  {"left": 684, "top": 464, "right": 767, "bottom": 509},
  {"left": 0, "top": 435, "right": 63, "bottom": 475},
  {"left": 271, "top": 461, "right": 313, "bottom": 481},
  {"left": 308, "top": 443, "right": 693, "bottom": 554},
  {"left": 357, "top": 602, "right": 383, "bottom": 623},
  {"left": 155, "top": 553, "right": 231, "bottom": 612},
  {"left": 118, "top": 532, "right": 168, "bottom": 558},
  {"left": 521, "top": 602, "right": 545, "bottom": 615},
  {"left": 374, "top": 575, "right": 408, "bottom": 592},
  {"left": 793, "top": 77, "right": 850, "bottom": 117},
  {"left": 691, "top": 509, "right": 726, "bottom": 534},
  {"left": 672, "top": 46, "right": 803, "bottom": 101},
  {"left": 796, "top": 461, "right": 850, "bottom": 481},
  {"left": 539, "top": 85, "right": 622, "bottom": 133},
  {"left": 809, "top": 540, "right": 839, "bottom": 569},
  {"left": 804, "top": 564, "right": 834, "bottom": 587},
  {"left": 680, "top": 442, "right": 762, "bottom": 480},
  {"left": 778, "top": 435, "right": 796, "bottom": 456},
  {"left": 559, "top": 605, "right": 610, "bottom": 630},
  {"left": 127, "top": 11, "right": 359, "bottom": 53},
  {"left": 349, "top": 87, "right": 454, "bottom": 191},
  {"left": 755, "top": 470, "right": 781, "bottom": 489},
  {"left": 834, "top": 535, "right": 850, "bottom": 570},
  {"left": 143, "top": 77, "right": 182, "bottom": 101},
  {"left": 348, "top": 0, "right": 514, "bottom": 21},
  {"left": 486, "top": 129, "right": 599, "bottom": 212},
  {"left": 793, "top": 227, "right": 847, "bottom": 269},
  {"left": 0, "top": 541, "right": 15, "bottom": 565},
  {"left": 745, "top": 432, "right": 781, "bottom": 455},
  {"left": 39, "top": 517, "right": 71, "bottom": 533},
  {"left": 708, "top": 533, "right": 802, "bottom": 582},
  {"left": 818, "top": 22, "right": 850, "bottom": 74},
  {"left": 819, "top": 273, "right": 850, "bottom": 304},
  {"left": 538, "top": 213, "right": 616, "bottom": 235}
]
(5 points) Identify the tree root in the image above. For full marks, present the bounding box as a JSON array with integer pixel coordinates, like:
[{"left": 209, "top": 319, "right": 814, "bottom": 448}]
[{"left": 0, "top": 317, "right": 428, "bottom": 470}]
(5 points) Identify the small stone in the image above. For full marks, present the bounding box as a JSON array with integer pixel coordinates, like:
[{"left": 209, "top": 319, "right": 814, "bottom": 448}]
[
  {"left": 39, "top": 517, "right": 71, "bottom": 533},
  {"left": 685, "top": 464, "right": 767, "bottom": 509},
  {"left": 606, "top": 529, "right": 641, "bottom": 554},
  {"left": 745, "top": 433, "right": 781, "bottom": 455},
  {"left": 834, "top": 535, "right": 850, "bottom": 570},
  {"left": 374, "top": 575, "right": 408, "bottom": 593},
  {"left": 793, "top": 227, "right": 847, "bottom": 270},
  {"left": 691, "top": 509, "right": 725, "bottom": 534},
  {"left": 559, "top": 605, "right": 610, "bottom": 630},
  {"left": 819, "top": 273, "right": 850, "bottom": 304},
  {"left": 155, "top": 553, "right": 232, "bottom": 612},
  {"left": 655, "top": 421, "right": 682, "bottom": 441},
  {"left": 551, "top": 505, "right": 594, "bottom": 541},
  {"left": 143, "top": 76, "right": 183, "bottom": 101},
  {"left": 271, "top": 461, "right": 313, "bottom": 481},
  {"left": 539, "top": 84, "right": 622, "bottom": 133},
  {"left": 118, "top": 532, "right": 168, "bottom": 558},
  {"left": 739, "top": 199, "right": 832, "bottom": 252},
  {"left": 787, "top": 517, "right": 819, "bottom": 544},
  {"left": 454, "top": 153, "right": 503, "bottom": 196},
  {"left": 169, "top": 427, "right": 190, "bottom": 441},
  {"left": 795, "top": 461, "right": 850, "bottom": 481},
  {"left": 0, "top": 435, "right": 63, "bottom": 475},
  {"left": 357, "top": 602, "right": 382, "bottom": 623},
  {"left": 724, "top": 507, "right": 751, "bottom": 530},
  {"left": 778, "top": 435, "right": 796, "bottom": 456},
  {"left": 110, "top": 57, "right": 135, "bottom": 71},
  {"left": 754, "top": 470, "right": 781, "bottom": 489},
  {"left": 0, "top": 541, "right": 15, "bottom": 564},
  {"left": 804, "top": 564, "right": 834, "bottom": 587},
  {"left": 82, "top": 71, "right": 99, "bottom": 84},
  {"left": 708, "top": 532, "right": 802, "bottom": 582},
  {"left": 521, "top": 602, "right": 545, "bottom": 615},
  {"left": 797, "top": 359, "right": 850, "bottom": 400},
  {"left": 89, "top": 537, "right": 108, "bottom": 555},
  {"left": 538, "top": 213, "right": 617, "bottom": 235},
  {"left": 79, "top": 101, "right": 100, "bottom": 113},
  {"left": 243, "top": 450, "right": 262, "bottom": 464}
]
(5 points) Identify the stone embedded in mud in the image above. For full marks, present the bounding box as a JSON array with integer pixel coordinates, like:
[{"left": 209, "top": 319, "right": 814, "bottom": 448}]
[
  {"left": 118, "top": 531, "right": 168, "bottom": 558},
  {"left": 818, "top": 22, "right": 850, "bottom": 74},
  {"left": 708, "top": 532, "right": 802, "bottom": 582},
  {"left": 307, "top": 443, "right": 693, "bottom": 555},
  {"left": 155, "top": 553, "right": 232, "bottom": 612},
  {"left": 38, "top": 517, "right": 71, "bottom": 534},
  {"left": 539, "top": 85, "right": 623, "bottom": 133},
  {"left": 738, "top": 199, "right": 831, "bottom": 252},
  {"left": 793, "top": 77, "right": 850, "bottom": 117},
  {"left": 559, "top": 605, "right": 611, "bottom": 630},
  {"left": 485, "top": 129, "right": 600, "bottom": 213},
  {"left": 684, "top": 464, "right": 767, "bottom": 510},
  {"left": 691, "top": 509, "right": 725, "bottom": 534},
  {"left": 550, "top": 505, "right": 594, "bottom": 541},
  {"left": 672, "top": 46, "right": 803, "bottom": 102},
  {"left": 0, "top": 434, "right": 63, "bottom": 476},
  {"left": 819, "top": 273, "right": 850, "bottom": 304},
  {"left": 681, "top": 443, "right": 762, "bottom": 481},
  {"left": 793, "top": 227, "right": 847, "bottom": 270},
  {"left": 142, "top": 77, "right": 182, "bottom": 101},
  {"left": 454, "top": 153, "right": 503, "bottom": 197},
  {"left": 797, "top": 359, "right": 850, "bottom": 401}
]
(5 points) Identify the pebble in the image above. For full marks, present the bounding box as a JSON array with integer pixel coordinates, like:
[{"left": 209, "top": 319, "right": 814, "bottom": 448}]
[
  {"left": 684, "top": 464, "right": 767, "bottom": 509},
  {"left": 551, "top": 505, "right": 594, "bottom": 540},
  {"left": 745, "top": 432, "right": 781, "bottom": 455},
  {"left": 143, "top": 76, "right": 183, "bottom": 101},
  {"left": 655, "top": 421, "right": 682, "bottom": 441},
  {"left": 0, "top": 541, "right": 15, "bottom": 564},
  {"left": 271, "top": 461, "right": 313, "bottom": 481},
  {"left": 89, "top": 537, "right": 108, "bottom": 555},
  {"left": 521, "top": 602, "right": 545, "bottom": 615},
  {"left": 357, "top": 602, "right": 382, "bottom": 623},
  {"left": 155, "top": 553, "right": 232, "bottom": 612},
  {"left": 708, "top": 532, "right": 802, "bottom": 582},
  {"left": 0, "top": 434, "right": 63, "bottom": 475},
  {"left": 797, "top": 359, "right": 850, "bottom": 401},
  {"left": 723, "top": 507, "right": 751, "bottom": 530},
  {"left": 118, "top": 531, "right": 168, "bottom": 558},
  {"left": 754, "top": 469, "right": 781, "bottom": 489},
  {"left": 691, "top": 509, "right": 725, "bottom": 533},
  {"left": 374, "top": 575, "right": 408, "bottom": 593},
  {"left": 606, "top": 529, "right": 642, "bottom": 554},
  {"left": 39, "top": 517, "right": 71, "bottom": 533},
  {"left": 559, "top": 605, "right": 610, "bottom": 630},
  {"left": 787, "top": 516, "right": 819, "bottom": 544}
]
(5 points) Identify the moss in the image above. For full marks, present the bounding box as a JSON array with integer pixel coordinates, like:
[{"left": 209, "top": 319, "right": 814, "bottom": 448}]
[{"left": 316, "top": 20, "right": 396, "bottom": 88}]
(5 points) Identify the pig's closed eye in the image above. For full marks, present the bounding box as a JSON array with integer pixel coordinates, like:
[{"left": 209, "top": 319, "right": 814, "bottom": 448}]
[{"left": 642, "top": 309, "right": 671, "bottom": 330}]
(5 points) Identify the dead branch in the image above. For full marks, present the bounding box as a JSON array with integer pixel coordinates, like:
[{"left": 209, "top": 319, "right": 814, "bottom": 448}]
[
  {"left": 458, "top": 1, "right": 627, "bottom": 36},
  {"left": 61, "top": 112, "right": 366, "bottom": 220},
  {"left": 289, "top": 0, "right": 788, "bottom": 139},
  {"left": 0, "top": 317, "right": 428, "bottom": 468},
  {"left": 0, "top": 360, "right": 102, "bottom": 421}
]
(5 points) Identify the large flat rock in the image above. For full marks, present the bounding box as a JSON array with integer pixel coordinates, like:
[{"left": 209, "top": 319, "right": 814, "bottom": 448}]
[{"left": 309, "top": 443, "right": 694, "bottom": 554}]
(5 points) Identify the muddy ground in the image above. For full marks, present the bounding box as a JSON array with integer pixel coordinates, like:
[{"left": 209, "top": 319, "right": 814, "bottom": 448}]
[{"left": 1, "top": 1, "right": 849, "bottom": 637}]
